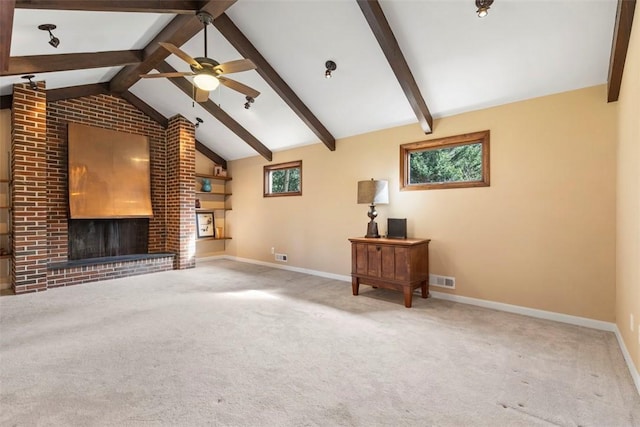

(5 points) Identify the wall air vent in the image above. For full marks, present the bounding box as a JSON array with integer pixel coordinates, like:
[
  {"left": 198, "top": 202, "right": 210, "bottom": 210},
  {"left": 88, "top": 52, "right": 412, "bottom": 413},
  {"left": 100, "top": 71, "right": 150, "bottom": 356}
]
[{"left": 429, "top": 274, "right": 456, "bottom": 289}]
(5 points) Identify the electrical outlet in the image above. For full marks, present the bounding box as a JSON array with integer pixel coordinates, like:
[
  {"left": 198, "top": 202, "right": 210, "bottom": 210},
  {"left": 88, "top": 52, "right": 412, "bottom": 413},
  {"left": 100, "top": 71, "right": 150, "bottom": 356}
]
[{"left": 275, "top": 253, "right": 287, "bottom": 262}]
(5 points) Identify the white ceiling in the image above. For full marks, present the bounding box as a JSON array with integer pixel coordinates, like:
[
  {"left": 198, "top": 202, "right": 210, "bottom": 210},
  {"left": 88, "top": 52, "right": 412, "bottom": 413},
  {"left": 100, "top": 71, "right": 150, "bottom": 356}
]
[{"left": 1, "top": 0, "right": 618, "bottom": 161}]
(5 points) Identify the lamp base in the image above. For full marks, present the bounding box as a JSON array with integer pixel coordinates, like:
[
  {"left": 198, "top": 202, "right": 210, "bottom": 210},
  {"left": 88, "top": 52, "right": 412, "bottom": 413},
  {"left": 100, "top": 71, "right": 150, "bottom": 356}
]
[{"left": 365, "top": 220, "right": 380, "bottom": 238}]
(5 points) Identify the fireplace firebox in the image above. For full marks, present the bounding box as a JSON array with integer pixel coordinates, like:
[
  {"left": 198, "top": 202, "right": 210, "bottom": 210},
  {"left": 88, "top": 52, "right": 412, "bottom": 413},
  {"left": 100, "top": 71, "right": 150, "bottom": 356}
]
[{"left": 68, "top": 219, "right": 149, "bottom": 260}]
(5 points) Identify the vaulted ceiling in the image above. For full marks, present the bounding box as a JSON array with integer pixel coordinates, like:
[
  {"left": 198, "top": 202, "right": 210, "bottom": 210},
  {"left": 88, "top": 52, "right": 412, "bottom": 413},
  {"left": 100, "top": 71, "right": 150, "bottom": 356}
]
[{"left": 0, "top": 0, "right": 635, "bottom": 164}]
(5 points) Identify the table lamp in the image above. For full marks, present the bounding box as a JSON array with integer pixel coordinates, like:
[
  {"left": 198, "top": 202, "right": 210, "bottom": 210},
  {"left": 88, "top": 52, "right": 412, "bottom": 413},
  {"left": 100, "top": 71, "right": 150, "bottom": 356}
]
[{"left": 357, "top": 179, "right": 389, "bottom": 238}]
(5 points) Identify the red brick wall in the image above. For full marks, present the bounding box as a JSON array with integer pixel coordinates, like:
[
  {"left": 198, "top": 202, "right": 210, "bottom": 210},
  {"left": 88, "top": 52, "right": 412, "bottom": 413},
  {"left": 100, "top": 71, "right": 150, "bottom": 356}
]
[
  {"left": 11, "top": 82, "right": 48, "bottom": 293},
  {"left": 47, "top": 93, "right": 167, "bottom": 261},
  {"left": 166, "top": 115, "right": 196, "bottom": 270},
  {"left": 9, "top": 83, "right": 198, "bottom": 293}
]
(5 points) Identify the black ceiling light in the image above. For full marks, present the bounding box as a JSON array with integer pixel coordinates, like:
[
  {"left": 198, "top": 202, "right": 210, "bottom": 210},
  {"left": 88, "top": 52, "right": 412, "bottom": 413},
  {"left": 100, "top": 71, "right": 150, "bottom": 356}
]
[
  {"left": 21, "top": 75, "right": 37, "bottom": 90},
  {"left": 475, "top": 0, "right": 494, "bottom": 18},
  {"left": 325, "top": 60, "right": 337, "bottom": 79},
  {"left": 38, "top": 24, "right": 60, "bottom": 48},
  {"left": 195, "top": 117, "right": 203, "bottom": 128}
]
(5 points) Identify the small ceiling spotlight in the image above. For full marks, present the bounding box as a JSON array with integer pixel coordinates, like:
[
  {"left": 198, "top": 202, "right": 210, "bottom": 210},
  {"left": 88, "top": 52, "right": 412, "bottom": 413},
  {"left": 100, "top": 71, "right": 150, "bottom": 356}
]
[
  {"left": 38, "top": 23, "right": 60, "bottom": 48},
  {"left": 195, "top": 117, "right": 203, "bottom": 128},
  {"left": 21, "top": 75, "right": 37, "bottom": 90},
  {"left": 244, "top": 96, "right": 255, "bottom": 110},
  {"left": 475, "top": 0, "right": 494, "bottom": 18},
  {"left": 325, "top": 60, "right": 337, "bottom": 79}
]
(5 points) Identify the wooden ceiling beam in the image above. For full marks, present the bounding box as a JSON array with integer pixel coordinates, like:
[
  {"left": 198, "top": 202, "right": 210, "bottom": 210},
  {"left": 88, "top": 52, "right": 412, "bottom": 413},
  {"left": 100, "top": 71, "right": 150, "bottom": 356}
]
[
  {"left": 607, "top": 0, "right": 636, "bottom": 102},
  {"left": 15, "top": 0, "right": 206, "bottom": 13},
  {"left": 214, "top": 13, "right": 336, "bottom": 151},
  {"left": 196, "top": 140, "right": 227, "bottom": 169},
  {"left": 357, "top": 0, "right": 433, "bottom": 134},
  {"left": 0, "top": 0, "right": 15, "bottom": 72},
  {"left": 47, "top": 82, "right": 110, "bottom": 102},
  {"left": 109, "top": 0, "right": 235, "bottom": 94},
  {"left": 157, "top": 61, "right": 272, "bottom": 161},
  {"left": 1, "top": 50, "right": 142, "bottom": 76}
]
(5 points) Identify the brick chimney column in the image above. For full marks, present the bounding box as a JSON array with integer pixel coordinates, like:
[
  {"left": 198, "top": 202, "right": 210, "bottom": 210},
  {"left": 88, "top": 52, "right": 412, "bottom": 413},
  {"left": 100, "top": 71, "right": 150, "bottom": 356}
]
[
  {"left": 11, "top": 82, "right": 48, "bottom": 293},
  {"left": 166, "top": 115, "right": 196, "bottom": 269}
]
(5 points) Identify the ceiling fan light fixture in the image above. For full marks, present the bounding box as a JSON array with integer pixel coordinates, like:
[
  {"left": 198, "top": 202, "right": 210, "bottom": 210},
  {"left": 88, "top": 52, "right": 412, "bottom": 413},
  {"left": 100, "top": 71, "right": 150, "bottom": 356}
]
[
  {"left": 193, "top": 72, "right": 220, "bottom": 91},
  {"left": 475, "top": 0, "right": 494, "bottom": 17}
]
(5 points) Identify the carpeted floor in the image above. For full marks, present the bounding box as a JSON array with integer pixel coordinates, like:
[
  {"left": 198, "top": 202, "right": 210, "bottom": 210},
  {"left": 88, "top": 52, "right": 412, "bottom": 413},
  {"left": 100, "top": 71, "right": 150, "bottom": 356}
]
[{"left": 1, "top": 259, "right": 639, "bottom": 426}]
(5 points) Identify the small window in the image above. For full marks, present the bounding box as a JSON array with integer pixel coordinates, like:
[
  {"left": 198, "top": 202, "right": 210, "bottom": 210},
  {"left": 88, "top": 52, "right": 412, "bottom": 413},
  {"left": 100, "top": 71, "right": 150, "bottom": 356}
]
[
  {"left": 264, "top": 160, "right": 302, "bottom": 197},
  {"left": 400, "top": 130, "right": 490, "bottom": 191}
]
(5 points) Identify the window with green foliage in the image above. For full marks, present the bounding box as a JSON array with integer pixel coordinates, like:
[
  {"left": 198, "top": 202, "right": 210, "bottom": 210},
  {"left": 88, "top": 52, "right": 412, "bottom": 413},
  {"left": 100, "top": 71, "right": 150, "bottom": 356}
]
[
  {"left": 264, "top": 160, "right": 302, "bottom": 197},
  {"left": 400, "top": 131, "right": 490, "bottom": 191}
]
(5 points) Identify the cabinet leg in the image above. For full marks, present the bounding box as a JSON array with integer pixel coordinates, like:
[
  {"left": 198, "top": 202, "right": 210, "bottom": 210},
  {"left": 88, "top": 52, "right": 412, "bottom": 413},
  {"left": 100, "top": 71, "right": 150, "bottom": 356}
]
[
  {"left": 421, "top": 281, "right": 429, "bottom": 299},
  {"left": 352, "top": 277, "right": 359, "bottom": 296},
  {"left": 403, "top": 287, "right": 412, "bottom": 308}
]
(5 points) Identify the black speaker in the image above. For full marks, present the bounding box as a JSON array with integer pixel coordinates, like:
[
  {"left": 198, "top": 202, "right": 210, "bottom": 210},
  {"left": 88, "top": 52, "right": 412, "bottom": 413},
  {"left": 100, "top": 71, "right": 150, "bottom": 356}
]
[{"left": 387, "top": 218, "right": 407, "bottom": 239}]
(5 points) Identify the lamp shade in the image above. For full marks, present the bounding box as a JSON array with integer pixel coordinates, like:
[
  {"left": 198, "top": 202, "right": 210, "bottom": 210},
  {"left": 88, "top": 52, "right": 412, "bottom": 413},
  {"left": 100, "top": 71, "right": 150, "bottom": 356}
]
[{"left": 357, "top": 179, "right": 389, "bottom": 205}]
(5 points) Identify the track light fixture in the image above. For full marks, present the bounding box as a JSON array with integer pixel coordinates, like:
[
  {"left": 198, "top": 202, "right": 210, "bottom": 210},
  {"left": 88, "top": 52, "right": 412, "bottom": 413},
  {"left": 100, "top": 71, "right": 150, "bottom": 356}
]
[
  {"left": 21, "top": 75, "right": 37, "bottom": 90},
  {"left": 244, "top": 96, "right": 255, "bottom": 110},
  {"left": 475, "top": 0, "right": 494, "bottom": 18},
  {"left": 325, "top": 60, "right": 337, "bottom": 79},
  {"left": 38, "top": 24, "right": 60, "bottom": 48},
  {"left": 195, "top": 117, "right": 203, "bottom": 128}
]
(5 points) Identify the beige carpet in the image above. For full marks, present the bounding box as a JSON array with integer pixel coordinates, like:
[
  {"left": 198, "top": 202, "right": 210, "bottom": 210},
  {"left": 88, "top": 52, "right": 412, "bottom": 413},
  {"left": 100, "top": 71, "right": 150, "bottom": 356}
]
[{"left": 1, "top": 259, "right": 638, "bottom": 426}]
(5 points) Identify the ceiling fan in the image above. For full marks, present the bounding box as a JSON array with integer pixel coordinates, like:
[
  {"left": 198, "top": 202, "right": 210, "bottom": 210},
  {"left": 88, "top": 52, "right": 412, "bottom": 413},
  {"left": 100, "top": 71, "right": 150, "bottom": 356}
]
[{"left": 140, "top": 11, "right": 260, "bottom": 103}]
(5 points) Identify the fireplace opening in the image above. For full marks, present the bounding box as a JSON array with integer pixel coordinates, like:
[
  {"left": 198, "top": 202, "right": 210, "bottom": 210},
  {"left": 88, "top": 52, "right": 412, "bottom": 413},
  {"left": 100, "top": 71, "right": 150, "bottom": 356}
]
[{"left": 68, "top": 219, "right": 149, "bottom": 260}]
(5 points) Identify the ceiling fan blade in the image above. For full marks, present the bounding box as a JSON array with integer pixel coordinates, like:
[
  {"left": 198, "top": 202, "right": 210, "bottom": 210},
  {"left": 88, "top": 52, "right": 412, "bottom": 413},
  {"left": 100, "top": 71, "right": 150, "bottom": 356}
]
[
  {"left": 195, "top": 88, "right": 210, "bottom": 103},
  {"left": 218, "top": 77, "right": 260, "bottom": 99},
  {"left": 159, "top": 42, "right": 202, "bottom": 70},
  {"left": 140, "top": 72, "right": 193, "bottom": 79},
  {"left": 214, "top": 59, "right": 257, "bottom": 75}
]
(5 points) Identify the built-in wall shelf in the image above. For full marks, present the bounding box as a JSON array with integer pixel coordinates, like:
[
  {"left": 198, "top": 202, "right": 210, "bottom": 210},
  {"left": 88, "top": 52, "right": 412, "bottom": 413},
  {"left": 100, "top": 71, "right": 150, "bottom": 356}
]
[
  {"left": 0, "top": 253, "right": 12, "bottom": 259},
  {"left": 195, "top": 173, "right": 232, "bottom": 181},
  {"left": 194, "top": 171, "right": 231, "bottom": 246},
  {"left": 195, "top": 191, "right": 232, "bottom": 196},
  {"left": 0, "top": 179, "right": 10, "bottom": 183},
  {"left": 197, "top": 237, "right": 232, "bottom": 242}
]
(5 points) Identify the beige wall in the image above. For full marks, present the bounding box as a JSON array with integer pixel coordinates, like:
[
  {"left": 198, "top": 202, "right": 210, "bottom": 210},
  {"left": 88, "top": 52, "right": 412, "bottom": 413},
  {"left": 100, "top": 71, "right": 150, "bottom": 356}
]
[
  {"left": 616, "top": 10, "right": 640, "bottom": 374},
  {"left": 228, "top": 85, "right": 617, "bottom": 322}
]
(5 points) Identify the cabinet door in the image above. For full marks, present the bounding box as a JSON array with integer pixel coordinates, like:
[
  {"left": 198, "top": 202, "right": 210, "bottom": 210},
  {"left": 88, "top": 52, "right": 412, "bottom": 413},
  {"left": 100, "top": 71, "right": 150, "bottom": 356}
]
[
  {"left": 380, "top": 246, "right": 395, "bottom": 280},
  {"left": 354, "top": 243, "right": 368, "bottom": 275},
  {"left": 367, "top": 245, "right": 380, "bottom": 277},
  {"left": 394, "top": 247, "right": 410, "bottom": 281}
]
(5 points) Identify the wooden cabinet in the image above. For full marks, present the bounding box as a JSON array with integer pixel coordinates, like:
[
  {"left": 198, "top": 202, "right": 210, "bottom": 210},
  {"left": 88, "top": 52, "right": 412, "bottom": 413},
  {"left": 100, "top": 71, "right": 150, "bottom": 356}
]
[{"left": 349, "top": 237, "right": 430, "bottom": 308}]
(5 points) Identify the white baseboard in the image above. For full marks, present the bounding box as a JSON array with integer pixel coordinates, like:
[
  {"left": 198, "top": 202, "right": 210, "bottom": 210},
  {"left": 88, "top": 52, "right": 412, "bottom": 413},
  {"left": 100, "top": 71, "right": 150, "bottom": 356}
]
[
  {"left": 223, "top": 255, "right": 352, "bottom": 282},
  {"left": 428, "top": 290, "right": 616, "bottom": 332},
  {"left": 208, "top": 256, "right": 639, "bottom": 396},
  {"left": 614, "top": 326, "right": 640, "bottom": 396}
]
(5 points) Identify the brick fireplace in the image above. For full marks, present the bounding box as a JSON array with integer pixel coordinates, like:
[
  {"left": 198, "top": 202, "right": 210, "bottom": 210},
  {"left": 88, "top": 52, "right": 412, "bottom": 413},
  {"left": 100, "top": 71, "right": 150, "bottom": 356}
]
[{"left": 10, "top": 82, "right": 196, "bottom": 293}]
